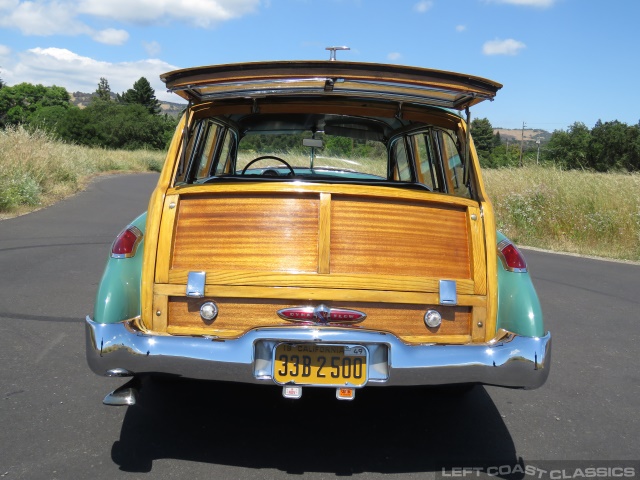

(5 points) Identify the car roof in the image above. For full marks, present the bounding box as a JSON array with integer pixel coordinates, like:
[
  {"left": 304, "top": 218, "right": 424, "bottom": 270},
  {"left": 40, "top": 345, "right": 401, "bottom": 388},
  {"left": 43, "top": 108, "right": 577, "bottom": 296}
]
[{"left": 161, "top": 60, "right": 502, "bottom": 111}]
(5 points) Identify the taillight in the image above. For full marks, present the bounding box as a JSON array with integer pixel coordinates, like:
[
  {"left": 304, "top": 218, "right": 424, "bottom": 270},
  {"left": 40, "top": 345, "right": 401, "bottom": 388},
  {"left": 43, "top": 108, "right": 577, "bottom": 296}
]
[
  {"left": 497, "top": 239, "right": 527, "bottom": 272},
  {"left": 111, "top": 226, "right": 143, "bottom": 258}
]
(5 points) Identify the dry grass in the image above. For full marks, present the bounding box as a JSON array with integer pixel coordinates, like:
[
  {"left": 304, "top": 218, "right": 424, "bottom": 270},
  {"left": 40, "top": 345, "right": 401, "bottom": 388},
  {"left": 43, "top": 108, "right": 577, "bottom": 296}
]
[
  {"left": 0, "top": 126, "right": 165, "bottom": 217},
  {"left": 484, "top": 166, "right": 640, "bottom": 261},
  {"left": 2, "top": 129, "right": 638, "bottom": 261}
]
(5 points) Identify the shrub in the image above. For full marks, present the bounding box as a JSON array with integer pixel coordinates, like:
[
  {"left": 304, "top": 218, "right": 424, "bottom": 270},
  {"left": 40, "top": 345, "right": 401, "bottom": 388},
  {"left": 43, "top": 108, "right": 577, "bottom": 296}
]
[{"left": 0, "top": 174, "right": 41, "bottom": 209}]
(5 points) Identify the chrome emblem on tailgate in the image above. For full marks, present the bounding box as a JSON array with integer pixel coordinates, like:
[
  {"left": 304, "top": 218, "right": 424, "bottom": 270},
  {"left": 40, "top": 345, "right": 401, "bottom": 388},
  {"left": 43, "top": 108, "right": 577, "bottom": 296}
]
[{"left": 277, "top": 304, "right": 366, "bottom": 325}]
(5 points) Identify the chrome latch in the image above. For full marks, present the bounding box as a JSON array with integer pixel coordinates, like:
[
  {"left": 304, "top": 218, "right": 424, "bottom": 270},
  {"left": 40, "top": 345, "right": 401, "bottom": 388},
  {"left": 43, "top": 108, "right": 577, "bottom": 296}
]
[
  {"left": 439, "top": 280, "right": 457, "bottom": 306},
  {"left": 186, "top": 271, "right": 206, "bottom": 298}
]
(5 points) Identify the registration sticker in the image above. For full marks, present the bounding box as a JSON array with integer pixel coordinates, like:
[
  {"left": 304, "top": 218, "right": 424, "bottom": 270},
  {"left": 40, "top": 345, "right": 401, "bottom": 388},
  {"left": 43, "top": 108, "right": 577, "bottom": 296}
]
[
  {"left": 336, "top": 387, "right": 355, "bottom": 401},
  {"left": 344, "top": 346, "right": 367, "bottom": 357}
]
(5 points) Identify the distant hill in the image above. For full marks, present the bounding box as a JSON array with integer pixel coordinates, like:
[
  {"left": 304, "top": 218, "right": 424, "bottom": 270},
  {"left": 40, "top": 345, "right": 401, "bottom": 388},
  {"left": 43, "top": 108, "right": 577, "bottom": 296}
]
[
  {"left": 69, "top": 91, "right": 185, "bottom": 117},
  {"left": 494, "top": 128, "right": 552, "bottom": 144}
]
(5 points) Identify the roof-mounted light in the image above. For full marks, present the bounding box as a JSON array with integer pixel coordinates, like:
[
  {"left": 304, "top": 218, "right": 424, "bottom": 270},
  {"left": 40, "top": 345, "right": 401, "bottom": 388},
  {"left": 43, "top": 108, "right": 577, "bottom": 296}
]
[{"left": 325, "top": 46, "right": 350, "bottom": 61}]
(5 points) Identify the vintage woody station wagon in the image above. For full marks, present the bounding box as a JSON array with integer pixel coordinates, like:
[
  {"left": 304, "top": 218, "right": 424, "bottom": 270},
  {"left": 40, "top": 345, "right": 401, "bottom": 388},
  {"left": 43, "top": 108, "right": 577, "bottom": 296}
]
[{"left": 86, "top": 53, "right": 551, "bottom": 404}]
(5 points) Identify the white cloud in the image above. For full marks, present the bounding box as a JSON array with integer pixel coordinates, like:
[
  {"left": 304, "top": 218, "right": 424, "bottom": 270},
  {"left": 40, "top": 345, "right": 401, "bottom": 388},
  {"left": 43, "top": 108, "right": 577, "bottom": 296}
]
[
  {"left": 0, "top": 1, "right": 262, "bottom": 44},
  {"left": 482, "top": 38, "right": 526, "bottom": 56},
  {"left": 6, "top": 47, "right": 179, "bottom": 101},
  {"left": 413, "top": 0, "right": 433, "bottom": 13},
  {"left": 0, "top": 1, "right": 91, "bottom": 36},
  {"left": 387, "top": 52, "right": 402, "bottom": 61},
  {"left": 486, "top": 0, "right": 555, "bottom": 7},
  {"left": 143, "top": 40, "right": 162, "bottom": 57},
  {"left": 0, "top": 0, "right": 18, "bottom": 10},
  {"left": 77, "top": 0, "right": 261, "bottom": 27},
  {"left": 456, "top": 25, "right": 466, "bottom": 32},
  {"left": 92, "top": 28, "right": 129, "bottom": 45},
  {"left": 0, "top": 44, "right": 11, "bottom": 56}
]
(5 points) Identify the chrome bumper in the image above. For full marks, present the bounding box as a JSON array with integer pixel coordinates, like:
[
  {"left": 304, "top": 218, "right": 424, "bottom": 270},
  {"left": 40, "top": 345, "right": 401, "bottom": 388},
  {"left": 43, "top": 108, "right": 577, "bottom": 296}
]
[{"left": 85, "top": 317, "right": 551, "bottom": 389}]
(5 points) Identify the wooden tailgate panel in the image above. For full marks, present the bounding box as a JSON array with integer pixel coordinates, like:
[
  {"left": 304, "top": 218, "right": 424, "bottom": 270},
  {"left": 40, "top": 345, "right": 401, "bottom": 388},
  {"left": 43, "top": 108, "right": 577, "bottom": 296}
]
[
  {"left": 172, "top": 194, "right": 319, "bottom": 273},
  {"left": 167, "top": 297, "right": 472, "bottom": 343},
  {"left": 330, "top": 196, "right": 470, "bottom": 278},
  {"left": 171, "top": 193, "right": 470, "bottom": 280},
  {"left": 159, "top": 189, "right": 483, "bottom": 342}
]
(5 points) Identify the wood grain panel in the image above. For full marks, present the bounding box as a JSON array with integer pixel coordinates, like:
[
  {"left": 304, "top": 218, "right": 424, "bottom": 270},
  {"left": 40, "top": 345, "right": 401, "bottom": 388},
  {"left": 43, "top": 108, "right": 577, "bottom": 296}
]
[
  {"left": 481, "top": 201, "right": 499, "bottom": 341},
  {"left": 468, "top": 206, "right": 487, "bottom": 295},
  {"left": 168, "top": 183, "right": 480, "bottom": 209},
  {"left": 155, "top": 283, "right": 487, "bottom": 307},
  {"left": 167, "top": 270, "right": 476, "bottom": 294},
  {"left": 155, "top": 194, "right": 179, "bottom": 284},
  {"left": 171, "top": 194, "right": 319, "bottom": 273},
  {"left": 471, "top": 306, "right": 487, "bottom": 342},
  {"left": 318, "top": 192, "right": 331, "bottom": 274},
  {"left": 331, "top": 196, "right": 470, "bottom": 278},
  {"left": 141, "top": 184, "right": 168, "bottom": 330},
  {"left": 167, "top": 297, "right": 471, "bottom": 343},
  {"left": 152, "top": 294, "right": 168, "bottom": 332}
]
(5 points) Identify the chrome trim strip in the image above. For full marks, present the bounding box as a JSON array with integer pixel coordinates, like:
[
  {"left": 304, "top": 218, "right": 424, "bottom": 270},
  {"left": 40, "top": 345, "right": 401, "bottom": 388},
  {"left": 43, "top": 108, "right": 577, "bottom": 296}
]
[
  {"left": 191, "top": 88, "right": 482, "bottom": 110},
  {"left": 86, "top": 317, "right": 551, "bottom": 390}
]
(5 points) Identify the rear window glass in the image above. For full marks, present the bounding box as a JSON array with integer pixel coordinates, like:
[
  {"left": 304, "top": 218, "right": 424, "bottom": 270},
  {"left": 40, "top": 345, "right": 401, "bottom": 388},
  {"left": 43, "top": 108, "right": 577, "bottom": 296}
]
[
  {"left": 237, "top": 132, "right": 387, "bottom": 179},
  {"left": 174, "top": 114, "right": 475, "bottom": 200}
]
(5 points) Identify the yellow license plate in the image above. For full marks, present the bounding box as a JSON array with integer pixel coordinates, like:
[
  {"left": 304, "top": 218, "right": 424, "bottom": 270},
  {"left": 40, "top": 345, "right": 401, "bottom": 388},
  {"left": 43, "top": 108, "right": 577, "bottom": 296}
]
[{"left": 273, "top": 344, "right": 368, "bottom": 387}]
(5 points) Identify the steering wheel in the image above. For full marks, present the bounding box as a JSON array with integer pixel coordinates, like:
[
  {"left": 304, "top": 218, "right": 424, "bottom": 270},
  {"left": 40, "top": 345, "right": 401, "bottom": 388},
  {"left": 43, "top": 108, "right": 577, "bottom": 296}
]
[{"left": 240, "top": 156, "right": 295, "bottom": 176}]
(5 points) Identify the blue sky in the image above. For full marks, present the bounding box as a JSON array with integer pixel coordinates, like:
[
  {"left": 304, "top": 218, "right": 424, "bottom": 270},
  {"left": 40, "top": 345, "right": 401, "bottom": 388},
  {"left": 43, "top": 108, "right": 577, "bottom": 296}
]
[{"left": 0, "top": 0, "right": 639, "bottom": 130}]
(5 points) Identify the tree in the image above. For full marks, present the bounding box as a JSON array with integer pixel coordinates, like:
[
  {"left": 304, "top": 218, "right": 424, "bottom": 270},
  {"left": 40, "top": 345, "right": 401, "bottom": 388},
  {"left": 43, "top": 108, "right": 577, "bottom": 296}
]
[
  {"left": 95, "top": 77, "right": 111, "bottom": 101},
  {"left": 27, "top": 105, "right": 70, "bottom": 132},
  {"left": 325, "top": 136, "right": 352, "bottom": 156},
  {"left": 546, "top": 120, "right": 640, "bottom": 172},
  {"left": 626, "top": 124, "right": 640, "bottom": 171},
  {"left": 547, "top": 122, "right": 591, "bottom": 169},
  {"left": 493, "top": 131, "right": 502, "bottom": 149},
  {"left": 117, "top": 77, "right": 161, "bottom": 115},
  {"left": 587, "top": 120, "right": 630, "bottom": 171},
  {"left": 56, "top": 101, "right": 177, "bottom": 150},
  {"left": 0, "top": 82, "right": 70, "bottom": 127},
  {"left": 0, "top": 77, "right": 5, "bottom": 89},
  {"left": 470, "top": 117, "right": 495, "bottom": 166}
]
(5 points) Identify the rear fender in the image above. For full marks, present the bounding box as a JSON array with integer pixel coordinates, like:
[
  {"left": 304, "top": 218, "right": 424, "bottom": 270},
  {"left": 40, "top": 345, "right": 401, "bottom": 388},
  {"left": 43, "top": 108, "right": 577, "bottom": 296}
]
[
  {"left": 495, "top": 231, "right": 545, "bottom": 337},
  {"left": 93, "top": 212, "right": 147, "bottom": 324}
]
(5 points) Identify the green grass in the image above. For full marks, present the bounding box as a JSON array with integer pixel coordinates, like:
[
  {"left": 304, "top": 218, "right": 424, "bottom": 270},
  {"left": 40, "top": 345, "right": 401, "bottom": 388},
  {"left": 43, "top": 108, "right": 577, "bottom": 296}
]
[
  {"left": 0, "top": 126, "right": 165, "bottom": 216},
  {"left": 2, "top": 128, "right": 638, "bottom": 261}
]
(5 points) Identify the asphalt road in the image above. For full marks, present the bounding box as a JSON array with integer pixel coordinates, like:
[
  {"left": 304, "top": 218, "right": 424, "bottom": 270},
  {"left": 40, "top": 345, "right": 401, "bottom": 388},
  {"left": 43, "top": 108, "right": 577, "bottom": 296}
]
[{"left": 1, "top": 173, "right": 639, "bottom": 479}]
